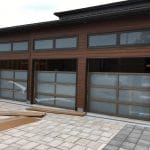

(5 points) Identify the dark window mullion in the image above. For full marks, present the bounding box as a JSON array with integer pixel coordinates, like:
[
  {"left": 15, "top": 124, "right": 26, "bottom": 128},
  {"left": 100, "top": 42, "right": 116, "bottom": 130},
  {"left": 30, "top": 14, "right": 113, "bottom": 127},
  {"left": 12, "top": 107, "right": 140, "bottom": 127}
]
[
  {"left": 53, "top": 38, "right": 56, "bottom": 49},
  {"left": 11, "top": 42, "right": 13, "bottom": 52}
]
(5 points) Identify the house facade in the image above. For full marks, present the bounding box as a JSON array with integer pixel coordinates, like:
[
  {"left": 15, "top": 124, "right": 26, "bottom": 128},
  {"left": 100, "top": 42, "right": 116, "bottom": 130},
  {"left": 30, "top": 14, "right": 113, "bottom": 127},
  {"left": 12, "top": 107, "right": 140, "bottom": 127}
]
[{"left": 0, "top": 0, "right": 150, "bottom": 120}]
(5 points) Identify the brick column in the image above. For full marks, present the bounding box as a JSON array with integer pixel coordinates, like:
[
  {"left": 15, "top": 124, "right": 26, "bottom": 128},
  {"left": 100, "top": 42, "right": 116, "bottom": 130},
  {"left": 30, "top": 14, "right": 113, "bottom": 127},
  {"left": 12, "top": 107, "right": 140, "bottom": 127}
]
[{"left": 76, "top": 57, "right": 87, "bottom": 112}]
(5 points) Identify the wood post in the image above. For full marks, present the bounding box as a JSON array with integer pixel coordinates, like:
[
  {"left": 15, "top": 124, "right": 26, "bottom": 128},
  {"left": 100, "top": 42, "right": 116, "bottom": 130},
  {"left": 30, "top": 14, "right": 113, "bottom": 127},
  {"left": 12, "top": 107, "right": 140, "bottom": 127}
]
[
  {"left": 76, "top": 57, "right": 87, "bottom": 111},
  {"left": 27, "top": 59, "right": 33, "bottom": 104},
  {"left": 27, "top": 37, "right": 34, "bottom": 104}
]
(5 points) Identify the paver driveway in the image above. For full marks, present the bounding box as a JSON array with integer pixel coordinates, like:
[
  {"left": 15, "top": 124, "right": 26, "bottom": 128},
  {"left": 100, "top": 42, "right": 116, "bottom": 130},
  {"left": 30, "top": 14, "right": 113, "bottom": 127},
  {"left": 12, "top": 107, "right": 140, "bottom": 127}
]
[
  {"left": 0, "top": 100, "right": 149, "bottom": 150},
  {"left": 103, "top": 124, "right": 150, "bottom": 150}
]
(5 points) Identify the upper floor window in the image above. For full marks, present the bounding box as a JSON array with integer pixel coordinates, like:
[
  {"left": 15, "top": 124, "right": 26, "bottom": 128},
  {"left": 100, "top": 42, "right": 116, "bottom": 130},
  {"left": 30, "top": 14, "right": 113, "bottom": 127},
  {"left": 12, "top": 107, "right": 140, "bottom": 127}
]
[
  {"left": 34, "top": 36, "right": 77, "bottom": 50},
  {"left": 55, "top": 37, "right": 77, "bottom": 49},
  {"left": 88, "top": 33, "right": 117, "bottom": 47},
  {"left": 13, "top": 41, "right": 28, "bottom": 51},
  {"left": 34, "top": 39, "right": 54, "bottom": 50},
  {"left": 120, "top": 30, "right": 150, "bottom": 45},
  {"left": 0, "top": 43, "right": 11, "bottom": 52}
]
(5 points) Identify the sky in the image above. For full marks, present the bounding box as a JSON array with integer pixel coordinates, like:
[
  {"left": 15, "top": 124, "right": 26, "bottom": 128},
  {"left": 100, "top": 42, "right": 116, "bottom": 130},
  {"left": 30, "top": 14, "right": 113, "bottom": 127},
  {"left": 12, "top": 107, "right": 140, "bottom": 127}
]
[{"left": 0, "top": 0, "right": 124, "bottom": 28}]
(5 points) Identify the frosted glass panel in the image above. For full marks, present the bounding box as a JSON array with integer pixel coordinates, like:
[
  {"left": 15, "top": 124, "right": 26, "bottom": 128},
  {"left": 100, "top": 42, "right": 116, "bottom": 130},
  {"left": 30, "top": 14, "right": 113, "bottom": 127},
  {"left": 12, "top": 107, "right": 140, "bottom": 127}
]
[
  {"left": 55, "top": 37, "right": 77, "bottom": 48},
  {"left": 0, "top": 90, "right": 13, "bottom": 98},
  {"left": 0, "top": 70, "right": 28, "bottom": 101},
  {"left": 34, "top": 39, "right": 53, "bottom": 50},
  {"left": 37, "top": 83, "right": 55, "bottom": 94},
  {"left": 89, "top": 34, "right": 117, "bottom": 47},
  {"left": 0, "top": 80, "right": 13, "bottom": 89},
  {"left": 119, "top": 90, "right": 150, "bottom": 104},
  {"left": 1, "top": 71, "right": 13, "bottom": 79},
  {"left": 15, "top": 71, "right": 27, "bottom": 80},
  {"left": 90, "top": 73, "right": 117, "bottom": 86},
  {"left": 119, "top": 75, "right": 150, "bottom": 88},
  {"left": 0, "top": 43, "right": 11, "bottom": 51},
  {"left": 90, "top": 87, "right": 116, "bottom": 101},
  {"left": 119, "top": 104, "right": 150, "bottom": 119},
  {"left": 14, "top": 82, "right": 27, "bottom": 90},
  {"left": 55, "top": 97, "right": 75, "bottom": 109},
  {"left": 14, "top": 92, "right": 26, "bottom": 101},
  {"left": 36, "top": 95, "right": 55, "bottom": 105},
  {"left": 13, "top": 42, "right": 28, "bottom": 51},
  {"left": 56, "top": 85, "right": 76, "bottom": 96},
  {"left": 57, "top": 73, "right": 76, "bottom": 83},
  {"left": 120, "top": 31, "right": 150, "bottom": 45},
  {"left": 90, "top": 101, "right": 116, "bottom": 113},
  {"left": 37, "top": 72, "right": 55, "bottom": 82}
]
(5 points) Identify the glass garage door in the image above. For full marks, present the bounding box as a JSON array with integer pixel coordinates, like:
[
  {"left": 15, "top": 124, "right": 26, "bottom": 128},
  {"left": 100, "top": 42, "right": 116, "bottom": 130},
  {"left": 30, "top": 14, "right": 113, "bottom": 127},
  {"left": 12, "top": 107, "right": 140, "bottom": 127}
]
[
  {"left": 35, "top": 71, "right": 76, "bottom": 109},
  {"left": 88, "top": 72, "right": 150, "bottom": 120},
  {"left": 118, "top": 73, "right": 150, "bottom": 119},
  {"left": 88, "top": 73, "right": 117, "bottom": 115},
  {"left": 0, "top": 70, "right": 27, "bottom": 101}
]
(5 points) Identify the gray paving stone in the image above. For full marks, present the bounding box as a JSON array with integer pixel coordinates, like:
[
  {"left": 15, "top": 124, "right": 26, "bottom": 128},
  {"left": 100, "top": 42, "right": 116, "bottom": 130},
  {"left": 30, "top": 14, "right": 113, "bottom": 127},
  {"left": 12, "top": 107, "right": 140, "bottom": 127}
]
[
  {"left": 121, "top": 142, "right": 136, "bottom": 150},
  {"left": 134, "top": 126, "right": 145, "bottom": 130},
  {"left": 125, "top": 125, "right": 135, "bottom": 128},
  {"left": 119, "top": 130, "right": 131, "bottom": 135},
  {"left": 145, "top": 127, "right": 150, "bottom": 132},
  {"left": 103, "top": 145, "right": 119, "bottom": 150},
  {"left": 109, "top": 140, "right": 123, "bottom": 146},
  {"left": 137, "top": 140, "right": 150, "bottom": 147},
  {"left": 142, "top": 131, "right": 150, "bottom": 136},
  {"left": 103, "top": 125, "right": 150, "bottom": 150},
  {"left": 129, "top": 133, "right": 141, "bottom": 138},
  {"left": 135, "top": 145, "right": 149, "bottom": 150},
  {"left": 113, "top": 137, "right": 125, "bottom": 143},
  {"left": 115, "top": 134, "right": 128, "bottom": 140},
  {"left": 121, "top": 129, "right": 133, "bottom": 133},
  {"left": 126, "top": 137, "right": 139, "bottom": 144},
  {"left": 132, "top": 129, "right": 143, "bottom": 134},
  {"left": 140, "top": 135, "right": 150, "bottom": 141}
]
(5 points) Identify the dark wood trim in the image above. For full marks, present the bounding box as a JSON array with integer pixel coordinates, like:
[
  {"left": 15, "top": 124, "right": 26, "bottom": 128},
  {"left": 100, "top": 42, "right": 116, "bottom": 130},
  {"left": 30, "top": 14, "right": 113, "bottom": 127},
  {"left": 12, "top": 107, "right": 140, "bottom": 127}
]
[{"left": 76, "top": 57, "right": 86, "bottom": 109}]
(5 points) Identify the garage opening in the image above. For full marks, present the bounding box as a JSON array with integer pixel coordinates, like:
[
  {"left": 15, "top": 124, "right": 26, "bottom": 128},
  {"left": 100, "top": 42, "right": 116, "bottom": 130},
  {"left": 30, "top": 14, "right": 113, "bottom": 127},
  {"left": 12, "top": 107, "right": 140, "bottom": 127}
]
[
  {"left": 34, "top": 59, "right": 77, "bottom": 109},
  {"left": 0, "top": 60, "right": 28, "bottom": 102},
  {"left": 87, "top": 58, "right": 150, "bottom": 120}
]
